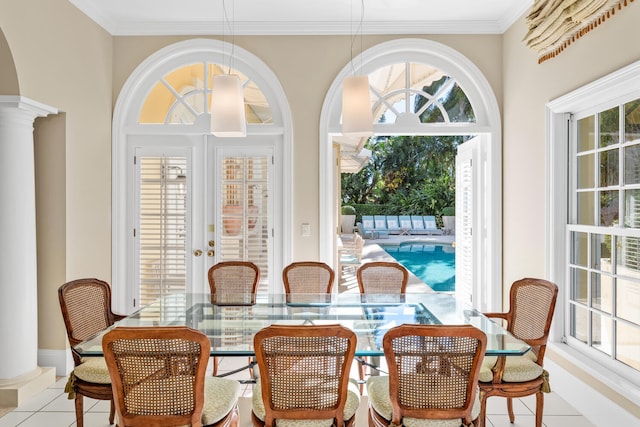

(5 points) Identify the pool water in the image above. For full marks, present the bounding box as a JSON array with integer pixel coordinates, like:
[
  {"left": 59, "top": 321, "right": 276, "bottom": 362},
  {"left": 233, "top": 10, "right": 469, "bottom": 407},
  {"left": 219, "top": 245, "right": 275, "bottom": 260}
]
[{"left": 381, "top": 242, "right": 455, "bottom": 292}]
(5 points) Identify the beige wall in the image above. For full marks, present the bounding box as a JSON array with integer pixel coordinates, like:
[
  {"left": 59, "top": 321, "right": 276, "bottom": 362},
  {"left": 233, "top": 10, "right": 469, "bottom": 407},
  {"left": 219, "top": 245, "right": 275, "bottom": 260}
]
[{"left": 0, "top": 0, "right": 113, "bottom": 350}]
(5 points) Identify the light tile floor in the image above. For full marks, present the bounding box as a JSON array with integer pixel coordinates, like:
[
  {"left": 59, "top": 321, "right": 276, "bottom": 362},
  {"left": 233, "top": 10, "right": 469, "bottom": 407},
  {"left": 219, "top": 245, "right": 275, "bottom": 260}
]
[{"left": 0, "top": 355, "right": 595, "bottom": 427}]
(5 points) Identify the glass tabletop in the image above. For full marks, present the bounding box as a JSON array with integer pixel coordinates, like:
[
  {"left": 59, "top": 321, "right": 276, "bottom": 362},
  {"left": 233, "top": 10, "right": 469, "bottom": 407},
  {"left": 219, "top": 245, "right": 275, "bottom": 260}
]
[{"left": 73, "top": 292, "right": 530, "bottom": 358}]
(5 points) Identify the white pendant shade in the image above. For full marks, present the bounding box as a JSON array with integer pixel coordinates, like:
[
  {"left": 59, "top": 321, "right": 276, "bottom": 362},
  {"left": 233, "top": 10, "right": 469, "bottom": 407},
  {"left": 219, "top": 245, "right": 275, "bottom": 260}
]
[
  {"left": 342, "top": 75, "right": 373, "bottom": 137},
  {"left": 211, "top": 74, "right": 247, "bottom": 137}
]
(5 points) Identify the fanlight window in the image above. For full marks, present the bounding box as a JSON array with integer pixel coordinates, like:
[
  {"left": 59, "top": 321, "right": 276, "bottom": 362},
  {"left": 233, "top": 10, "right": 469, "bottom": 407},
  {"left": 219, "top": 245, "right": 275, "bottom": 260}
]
[
  {"left": 139, "top": 62, "right": 272, "bottom": 125},
  {"left": 369, "top": 62, "right": 475, "bottom": 125}
]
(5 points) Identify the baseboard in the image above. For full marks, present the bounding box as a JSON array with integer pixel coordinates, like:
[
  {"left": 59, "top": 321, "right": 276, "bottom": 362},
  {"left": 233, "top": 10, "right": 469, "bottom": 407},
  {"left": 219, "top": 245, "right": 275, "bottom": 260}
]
[
  {"left": 38, "top": 349, "right": 73, "bottom": 377},
  {"left": 547, "top": 343, "right": 640, "bottom": 426}
]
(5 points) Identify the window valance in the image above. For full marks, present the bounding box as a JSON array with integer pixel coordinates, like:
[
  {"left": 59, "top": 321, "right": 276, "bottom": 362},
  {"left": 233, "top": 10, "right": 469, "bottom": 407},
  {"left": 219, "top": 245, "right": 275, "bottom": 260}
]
[{"left": 524, "top": 0, "right": 635, "bottom": 63}]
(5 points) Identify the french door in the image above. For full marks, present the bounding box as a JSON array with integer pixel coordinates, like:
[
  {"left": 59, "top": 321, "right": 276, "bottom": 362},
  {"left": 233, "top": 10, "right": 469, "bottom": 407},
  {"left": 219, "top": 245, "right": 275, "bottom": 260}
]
[{"left": 128, "top": 135, "right": 276, "bottom": 312}]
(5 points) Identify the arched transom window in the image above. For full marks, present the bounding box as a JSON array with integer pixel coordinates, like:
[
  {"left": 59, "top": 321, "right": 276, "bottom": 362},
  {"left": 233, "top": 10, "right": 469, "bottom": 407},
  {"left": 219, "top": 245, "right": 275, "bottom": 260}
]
[
  {"left": 369, "top": 62, "right": 475, "bottom": 126},
  {"left": 138, "top": 62, "right": 273, "bottom": 125}
]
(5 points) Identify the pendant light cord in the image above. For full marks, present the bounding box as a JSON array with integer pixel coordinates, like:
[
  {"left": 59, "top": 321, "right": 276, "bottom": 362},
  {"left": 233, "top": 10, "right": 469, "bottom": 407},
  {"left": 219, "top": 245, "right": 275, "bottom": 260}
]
[
  {"left": 350, "top": 0, "right": 365, "bottom": 76},
  {"left": 222, "top": 0, "right": 236, "bottom": 75}
]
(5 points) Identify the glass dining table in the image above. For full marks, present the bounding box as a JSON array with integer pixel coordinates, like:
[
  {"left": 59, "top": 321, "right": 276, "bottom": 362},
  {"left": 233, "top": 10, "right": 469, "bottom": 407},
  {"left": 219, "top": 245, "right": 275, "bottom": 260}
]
[{"left": 73, "top": 292, "right": 529, "bottom": 360}]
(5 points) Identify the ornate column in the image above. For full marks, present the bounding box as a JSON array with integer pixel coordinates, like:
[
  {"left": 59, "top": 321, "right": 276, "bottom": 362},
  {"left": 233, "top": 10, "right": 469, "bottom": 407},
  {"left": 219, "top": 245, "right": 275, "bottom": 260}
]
[{"left": 0, "top": 96, "right": 57, "bottom": 405}]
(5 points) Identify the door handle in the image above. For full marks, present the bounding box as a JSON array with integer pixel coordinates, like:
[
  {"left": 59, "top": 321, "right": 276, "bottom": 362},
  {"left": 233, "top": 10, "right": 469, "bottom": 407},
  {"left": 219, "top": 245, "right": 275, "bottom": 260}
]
[{"left": 193, "top": 249, "right": 203, "bottom": 257}]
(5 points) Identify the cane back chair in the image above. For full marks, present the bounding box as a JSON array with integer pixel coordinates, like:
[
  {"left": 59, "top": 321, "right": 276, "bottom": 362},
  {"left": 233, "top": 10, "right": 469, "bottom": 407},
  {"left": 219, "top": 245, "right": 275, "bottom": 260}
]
[
  {"left": 58, "top": 278, "right": 125, "bottom": 427},
  {"left": 251, "top": 324, "right": 360, "bottom": 427},
  {"left": 282, "top": 261, "right": 335, "bottom": 294},
  {"left": 356, "top": 261, "right": 409, "bottom": 392},
  {"left": 356, "top": 261, "right": 409, "bottom": 295},
  {"left": 367, "top": 324, "right": 487, "bottom": 427},
  {"left": 477, "top": 278, "right": 558, "bottom": 427},
  {"left": 102, "top": 326, "right": 241, "bottom": 427},
  {"left": 208, "top": 261, "right": 261, "bottom": 375}
]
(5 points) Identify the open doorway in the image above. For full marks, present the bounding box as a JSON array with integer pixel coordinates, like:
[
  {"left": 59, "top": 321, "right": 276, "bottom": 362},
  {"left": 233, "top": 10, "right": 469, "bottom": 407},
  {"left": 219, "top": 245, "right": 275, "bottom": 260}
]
[{"left": 320, "top": 39, "right": 501, "bottom": 312}]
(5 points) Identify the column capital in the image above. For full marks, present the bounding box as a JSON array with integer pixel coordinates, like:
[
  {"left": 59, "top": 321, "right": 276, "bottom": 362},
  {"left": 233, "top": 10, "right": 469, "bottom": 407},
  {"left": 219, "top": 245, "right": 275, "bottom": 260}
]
[{"left": 0, "top": 95, "right": 57, "bottom": 118}]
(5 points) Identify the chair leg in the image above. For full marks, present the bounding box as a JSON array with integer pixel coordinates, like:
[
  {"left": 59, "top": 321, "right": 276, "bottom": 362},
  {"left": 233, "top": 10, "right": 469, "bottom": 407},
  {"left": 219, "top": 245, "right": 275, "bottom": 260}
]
[
  {"left": 535, "top": 391, "right": 544, "bottom": 427},
  {"left": 212, "top": 356, "right": 219, "bottom": 376},
  {"left": 74, "top": 394, "right": 84, "bottom": 427},
  {"left": 477, "top": 392, "right": 487, "bottom": 427},
  {"left": 507, "top": 397, "right": 514, "bottom": 422},
  {"left": 109, "top": 398, "right": 115, "bottom": 424}
]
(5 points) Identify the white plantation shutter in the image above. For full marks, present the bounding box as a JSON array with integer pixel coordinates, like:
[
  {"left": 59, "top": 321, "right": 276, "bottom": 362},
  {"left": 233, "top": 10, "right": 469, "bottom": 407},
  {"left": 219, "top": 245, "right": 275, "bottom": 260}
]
[
  {"left": 219, "top": 154, "right": 271, "bottom": 294},
  {"left": 137, "top": 156, "right": 188, "bottom": 308},
  {"left": 455, "top": 139, "right": 475, "bottom": 306}
]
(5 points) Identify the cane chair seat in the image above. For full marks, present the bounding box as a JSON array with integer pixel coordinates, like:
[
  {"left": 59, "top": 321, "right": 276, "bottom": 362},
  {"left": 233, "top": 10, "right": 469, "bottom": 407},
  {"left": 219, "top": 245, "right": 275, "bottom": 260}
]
[
  {"left": 71, "top": 357, "right": 111, "bottom": 384},
  {"left": 367, "top": 376, "right": 481, "bottom": 427},
  {"left": 478, "top": 351, "right": 542, "bottom": 383},
  {"left": 251, "top": 324, "right": 358, "bottom": 427},
  {"left": 367, "top": 324, "right": 487, "bottom": 427},
  {"left": 103, "top": 326, "right": 241, "bottom": 427},
  {"left": 282, "top": 262, "right": 335, "bottom": 294},
  {"left": 251, "top": 379, "right": 361, "bottom": 427}
]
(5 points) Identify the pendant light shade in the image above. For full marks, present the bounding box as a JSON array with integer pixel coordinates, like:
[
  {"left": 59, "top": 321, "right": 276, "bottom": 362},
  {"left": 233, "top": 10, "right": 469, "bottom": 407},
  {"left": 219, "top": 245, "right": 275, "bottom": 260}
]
[
  {"left": 342, "top": 75, "right": 373, "bottom": 137},
  {"left": 211, "top": 74, "right": 247, "bottom": 137}
]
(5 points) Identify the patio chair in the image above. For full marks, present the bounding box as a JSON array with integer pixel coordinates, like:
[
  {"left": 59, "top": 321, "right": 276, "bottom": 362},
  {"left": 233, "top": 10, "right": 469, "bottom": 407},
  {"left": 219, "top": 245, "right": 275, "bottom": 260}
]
[
  {"left": 398, "top": 215, "right": 413, "bottom": 235},
  {"left": 367, "top": 324, "right": 487, "bottom": 427},
  {"left": 282, "top": 261, "right": 335, "bottom": 294},
  {"left": 372, "top": 215, "right": 390, "bottom": 239},
  {"left": 103, "top": 326, "right": 241, "bottom": 427},
  {"left": 410, "top": 215, "right": 428, "bottom": 234},
  {"left": 58, "top": 278, "right": 125, "bottom": 427},
  {"left": 208, "top": 261, "right": 260, "bottom": 375},
  {"left": 251, "top": 324, "right": 359, "bottom": 427},
  {"left": 422, "top": 215, "right": 444, "bottom": 235},
  {"left": 356, "top": 221, "right": 375, "bottom": 239},
  {"left": 338, "top": 233, "right": 364, "bottom": 276},
  {"left": 385, "top": 215, "right": 401, "bottom": 234},
  {"left": 477, "top": 278, "right": 558, "bottom": 427}
]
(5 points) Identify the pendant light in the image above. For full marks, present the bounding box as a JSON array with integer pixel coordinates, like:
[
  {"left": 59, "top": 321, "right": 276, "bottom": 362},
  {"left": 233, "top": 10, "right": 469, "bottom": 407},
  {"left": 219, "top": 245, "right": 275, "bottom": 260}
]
[
  {"left": 211, "top": 0, "right": 246, "bottom": 137},
  {"left": 342, "top": 0, "right": 373, "bottom": 137}
]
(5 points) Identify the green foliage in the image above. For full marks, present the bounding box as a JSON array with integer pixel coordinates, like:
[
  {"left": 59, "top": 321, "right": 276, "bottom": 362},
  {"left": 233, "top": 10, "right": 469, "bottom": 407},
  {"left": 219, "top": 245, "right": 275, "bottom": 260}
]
[
  {"left": 442, "top": 206, "right": 455, "bottom": 216},
  {"left": 341, "top": 75, "right": 474, "bottom": 218},
  {"left": 341, "top": 205, "right": 356, "bottom": 215}
]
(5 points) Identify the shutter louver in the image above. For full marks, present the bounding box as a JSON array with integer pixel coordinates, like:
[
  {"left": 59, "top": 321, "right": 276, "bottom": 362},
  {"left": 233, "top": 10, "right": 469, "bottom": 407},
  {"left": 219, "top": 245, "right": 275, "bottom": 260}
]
[
  {"left": 219, "top": 155, "right": 270, "bottom": 294},
  {"left": 138, "top": 156, "right": 188, "bottom": 307}
]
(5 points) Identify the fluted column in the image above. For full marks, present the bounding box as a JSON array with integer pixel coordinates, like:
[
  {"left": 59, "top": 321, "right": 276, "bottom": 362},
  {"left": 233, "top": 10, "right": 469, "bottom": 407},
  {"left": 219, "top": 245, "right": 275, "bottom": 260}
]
[{"left": 0, "top": 96, "right": 57, "bottom": 395}]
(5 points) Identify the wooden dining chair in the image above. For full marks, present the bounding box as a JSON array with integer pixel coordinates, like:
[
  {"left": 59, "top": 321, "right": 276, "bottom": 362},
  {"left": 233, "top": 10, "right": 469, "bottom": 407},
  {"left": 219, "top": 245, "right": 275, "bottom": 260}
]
[
  {"left": 102, "top": 326, "right": 241, "bottom": 427},
  {"left": 282, "top": 261, "right": 335, "bottom": 294},
  {"left": 355, "top": 261, "right": 409, "bottom": 392},
  {"left": 477, "top": 278, "right": 558, "bottom": 427},
  {"left": 208, "top": 261, "right": 260, "bottom": 375},
  {"left": 367, "top": 324, "right": 487, "bottom": 427},
  {"left": 251, "top": 324, "right": 360, "bottom": 427},
  {"left": 58, "top": 278, "right": 125, "bottom": 427},
  {"left": 356, "top": 261, "right": 408, "bottom": 295}
]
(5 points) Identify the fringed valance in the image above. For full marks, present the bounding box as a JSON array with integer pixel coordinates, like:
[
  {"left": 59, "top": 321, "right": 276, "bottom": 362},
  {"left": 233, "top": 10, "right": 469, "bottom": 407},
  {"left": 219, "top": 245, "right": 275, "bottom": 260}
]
[{"left": 524, "top": 0, "right": 635, "bottom": 63}]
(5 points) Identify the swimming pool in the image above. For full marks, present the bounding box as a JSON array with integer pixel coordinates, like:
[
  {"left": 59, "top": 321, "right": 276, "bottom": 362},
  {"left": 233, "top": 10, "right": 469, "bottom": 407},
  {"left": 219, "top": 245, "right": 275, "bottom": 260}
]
[{"left": 381, "top": 242, "right": 455, "bottom": 292}]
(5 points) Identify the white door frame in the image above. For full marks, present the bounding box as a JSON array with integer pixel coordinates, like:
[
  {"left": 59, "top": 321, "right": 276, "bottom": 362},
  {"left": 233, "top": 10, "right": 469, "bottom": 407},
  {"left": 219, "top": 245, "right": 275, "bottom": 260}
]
[
  {"left": 319, "top": 39, "right": 502, "bottom": 312},
  {"left": 112, "top": 39, "right": 293, "bottom": 313}
]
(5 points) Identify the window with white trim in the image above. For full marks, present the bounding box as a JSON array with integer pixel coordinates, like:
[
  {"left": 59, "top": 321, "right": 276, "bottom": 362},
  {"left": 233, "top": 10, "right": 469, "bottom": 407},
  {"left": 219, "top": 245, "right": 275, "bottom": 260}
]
[{"left": 568, "top": 96, "right": 640, "bottom": 378}]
